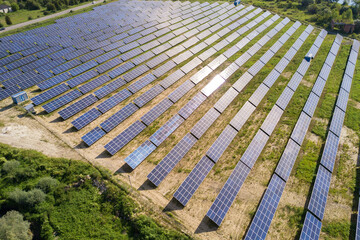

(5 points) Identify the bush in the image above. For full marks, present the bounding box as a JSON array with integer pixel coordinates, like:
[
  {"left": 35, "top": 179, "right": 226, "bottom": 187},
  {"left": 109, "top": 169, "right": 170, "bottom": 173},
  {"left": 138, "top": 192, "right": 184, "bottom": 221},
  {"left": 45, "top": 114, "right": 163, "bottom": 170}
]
[
  {"left": 0, "top": 211, "right": 32, "bottom": 240},
  {"left": 25, "top": 0, "right": 41, "bottom": 10},
  {"left": 301, "top": 0, "right": 313, "bottom": 7},
  {"left": 307, "top": 4, "right": 318, "bottom": 14},
  {"left": 5, "top": 16, "right": 12, "bottom": 25},
  {"left": 11, "top": 3, "right": 19, "bottom": 12},
  {"left": 2, "top": 160, "right": 20, "bottom": 178},
  {"left": 9, "top": 189, "right": 46, "bottom": 207},
  {"left": 47, "top": 2, "right": 56, "bottom": 11},
  {"left": 36, "top": 176, "right": 59, "bottom": 193}
]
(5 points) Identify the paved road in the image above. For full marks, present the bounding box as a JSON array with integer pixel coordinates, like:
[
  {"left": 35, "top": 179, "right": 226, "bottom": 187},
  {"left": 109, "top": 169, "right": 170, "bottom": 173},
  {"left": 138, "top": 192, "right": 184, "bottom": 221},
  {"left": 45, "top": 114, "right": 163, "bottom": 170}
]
[{"left": 1, "top": 0, "right": 102, "bottom": 33}]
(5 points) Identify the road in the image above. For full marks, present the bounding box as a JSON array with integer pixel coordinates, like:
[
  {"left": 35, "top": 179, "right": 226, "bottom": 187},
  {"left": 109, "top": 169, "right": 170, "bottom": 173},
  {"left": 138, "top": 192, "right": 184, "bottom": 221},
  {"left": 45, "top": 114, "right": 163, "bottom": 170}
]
[{"left": 1, "top": 0, "right": 103, "bottom": 34}]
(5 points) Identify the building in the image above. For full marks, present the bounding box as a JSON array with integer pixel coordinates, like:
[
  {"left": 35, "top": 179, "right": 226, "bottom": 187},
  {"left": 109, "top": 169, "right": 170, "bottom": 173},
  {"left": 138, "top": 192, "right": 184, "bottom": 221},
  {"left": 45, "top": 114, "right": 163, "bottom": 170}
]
[
  {"left": 331, "top": 20, "right": 355, "bottom": 34},
  {"left": 0, "top": 4, "right": 12, "bottom": 14}
]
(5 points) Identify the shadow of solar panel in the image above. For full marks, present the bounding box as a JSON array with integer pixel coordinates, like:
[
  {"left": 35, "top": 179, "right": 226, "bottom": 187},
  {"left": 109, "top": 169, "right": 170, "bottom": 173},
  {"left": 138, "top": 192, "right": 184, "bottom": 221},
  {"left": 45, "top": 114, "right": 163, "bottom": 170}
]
[
  {"left": 206, "top": 125, "right": 238, "bottom": 162},
  {"left": 71, "top": 108, "right": 102, "bottom": 130},
  {"left": 82, "top": 126, "right": 106, "bottom": 146},
  {"left": 307, "top": 165, "right": 332, "bottom": 220},
  {"left": 43, "top": 89, "right": 82, "bottom": 113},
  {"left": 94, "top": 78, "right": 126, "bottom": 99},
  {"left": 336, "top": 88, "right": 349, "bottom": 112},
  {"left": 78, "top": 75, "right": 111, "bottom": 94},
  {"left": 141, "top": 98, "right": 173, "bottom": 126},
  {"left": 275, "top": 139, "right": 301, "bottom": 181},
  {"left": 319, "top": 131, "right": 339, "bottom": 173},
  {"left": 58, "top": 93, "right": 98, "bottom": 119},
  {"left": 290, "top": 112, "right": 311, "bottom": 145},
  {"left": 148, "top": 133, "right": 197, "bottom": 186},
  {"left": 97, "top": 89, "right": 132, "bottom": 113},
  {"left": 245, "top": 174, "right": 286, "bottom": 239},
  {"left": 149, "top": 114, "right": 184, "bottom": 146},
  {"left": 124, "top": 140, "right": 157, "bottom": 169},
  {"left": 329, "top": 106, "right": 345, "bottom": 137},
  {"left": 105, "top": 120, "right": 146, "bottom": 155},
  {"left": 302, "top": 88, "right": 320, "bottom": 116},
  {"left": 206, "top": 161, "right": 250, "bottom": 226},
  {"left": 32, "top": 83, "right": 70, "bottom": 105},
  {"left": 241, "top": 130, "right": 269, "bottom": 168},
  {"left": 133, "top": 84, "right": 164, "bottom": 108},
  {"left": 100, "top": 103, "right": 139, "bottom": 133},
  {"left": 173, "top": 156, "right": 214, "bottom": 206},
  {"left": 95, "top": 50, "right": 120, "bottom": 64}
]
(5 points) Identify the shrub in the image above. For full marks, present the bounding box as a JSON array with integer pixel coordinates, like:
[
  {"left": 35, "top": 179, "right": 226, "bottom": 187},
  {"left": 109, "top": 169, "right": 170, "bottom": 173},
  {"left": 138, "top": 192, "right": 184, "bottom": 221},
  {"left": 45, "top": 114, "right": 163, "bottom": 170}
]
[
  {"left": 25, "top": 0, "right": 41, "bottom": 10},
  {"left": 36, "top": 176, "right": 59, "bottom": 193},
  {"left": 9, "top": 189, "right": 46, "bottom": 207},
  {"left": 2, "top": 160, "right": 20, "bottom": 178},
  {"left": 301, "top": 0, "right": 313, "bottom": 7},
  {"left": 28, "top": 16, "right": 32, "bottom": 20},
  {"left": 11, "top": 3, "right": 19, "bottom": 12},
  {"left": 47, "top": 2, "right": 56, "bottom": 11},
  {"left": 307, "top": 4, "right": 318, "bottom": 14},
  {"left": 0, "top": 211, "right": 32, "bottom": 240},
  {"left": 5, "top": 16, "right": 12, "bottom": 25}
]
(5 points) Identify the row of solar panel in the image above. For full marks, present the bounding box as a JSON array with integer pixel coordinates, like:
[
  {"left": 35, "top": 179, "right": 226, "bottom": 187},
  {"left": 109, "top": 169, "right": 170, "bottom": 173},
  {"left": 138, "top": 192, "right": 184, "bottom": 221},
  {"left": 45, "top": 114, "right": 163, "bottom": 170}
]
[{"left": 78, "top": 5, "right": 256, "bottom": 146}]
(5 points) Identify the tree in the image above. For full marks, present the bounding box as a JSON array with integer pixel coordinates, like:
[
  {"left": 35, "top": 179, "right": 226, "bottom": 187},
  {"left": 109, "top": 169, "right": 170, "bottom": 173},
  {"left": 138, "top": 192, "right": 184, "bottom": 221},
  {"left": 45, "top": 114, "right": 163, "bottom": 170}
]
[
  {"left": 2, "top": 160, "right": 20, "bottom": 178},
  {"left": 37, "top": 176, "right": 59, "bottom": 193},
  {"left": 11, "top": 3, "right": 19, "bottom": 12},
  {"left": 342, "top": 8, "right": 353, "bottom": 23},
  {"left": 0, "top": 211, "right": 32, "bottom": 240},
  {"left": 47, "top": 2, "right": 56, "bottom": 11},
  {"left": 9, "top": 189, "right": 46, "bottom": 207},
  {"left": 25, "top": 0, "right": 41, "bottom": 10},
  {"left": 302, "top": 0, "right": 314, "bottom": 7},
  {"left": 5, "top": 16, "right": 12, "bottom": 25}
]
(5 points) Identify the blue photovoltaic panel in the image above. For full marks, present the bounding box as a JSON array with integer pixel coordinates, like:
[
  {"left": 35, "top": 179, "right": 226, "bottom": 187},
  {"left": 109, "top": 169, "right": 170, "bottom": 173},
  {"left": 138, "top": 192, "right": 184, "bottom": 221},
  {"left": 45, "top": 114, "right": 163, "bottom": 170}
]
[
  {"left": 206, "top": 161, "right": 250, "bottom": 226},
  {"left": 178, "top": 92, "right": 207, "bottom": 119},
  {"left": 261, "top": 105, "right": 284, "bottom": 136},
  {"left": 0, "top": 85, "right": 21, "bottom": 101},
  {"left": 141, "top": 98, "right": 173, "bottom": 126},
  {"left": 191, "top": 108, "right": 220, "bottom": 139},
  {"left": 303, "top": 92, "right": 320, "bottom": 117},
  {"left": 105, "top": 120, "right": 147, "bottom": 155},
  {"left": 149, "top": 114, "right": 184, "bottom": 147},
  {"left": 173, "top": 156, "right": 215, "bottom": 206},
  {"left": 94, "top": 78, "right": 126, "bottom": 99},
  {"left": 123, "top": 64, "right": 150, "bottom": 82},
  {"left": 206, "top": 125, "right": 238, "bottom": 162},
  {"left": 299, "top": 212, "right": 322, "bottom": 240},
  {"left": 71, "top": 108, "right": 102, "bottom": 130},
  {"left": 276, "top": 87, "right": 294, "bottom": 111},
  {"left": 241, "top": 130, "right": 269, "bottom": 169},
  {"left": 307, "top": 165, "right": 332, "bottom": 220},
  {"left": 336, "top": 88, "right": 349, "bottom": 112},
  {"left": 96, "top": 58, "right": 123, "bottom": 74},
  {"left": 108, "top": 62, "right": 135, "bottom": 79},
  {"left": 248, "top": 84, "right": 269, "bottom": 107},
  {"left": 147, "top": 133, "right": 197, "bottom": 186},
  {"left": 320, "top": 131, "right": 339, "bottom": 173},
  {"left": 82, "top": 126, "right": 106, "bottom": 146},
  {"left": 97, "top": 88, "right": 132, "bottom": 113},
  {"left": 51, "top": 59, "right": 81, "bottom": 75},
  {"left": 311, "top": 78, "right": 326, "bottom": 97},
  {"left": 153, "top": 60, "right": 176, "bottom": 78},
  {"left": 66, "top": 70, "right": 99, "bottom": 88},
  {"left": 128, "top": 74, "right": 157, "bottom": 94},
  {"left": 244, "top": 174, "right": 286, "bottom": 240},
  {"left": 356, "top": 199, "right": 360, "bottom": 240},
  {"left": 275, "top": 139, "right": 301, "bottom": 181},
  {"left": 287, "top": 72, "right": 303, "bottom": 92},
  {"left": 37, "top": 72, "right": 71, "bottom": 90},
  {"left": 159, "top": 70, "right": 185, "bottom": 89},
  {"left": 124, "top": 140, "right": 157, "bottom": 169},
  {"left": 58, "top": 94, "right": 98, "bottom": 120},
  {"left": 42, "top": 89, "right": 82, "bottom": 113},
  {"left": 290, "top": 112, "right": 312, "bottom": 146},
  {"left": 78, "top": 74, "right": 112, "bottom": 94},
  {"left": 329, "top": 107, "right": 345, "bottom": 137},
  {"left": 100, "top": 103, "right": 139, "bottom": 133},
  {"left": 133, "top": 84, "right": 164, "bottom": 108},
  {"left": 229, "top": 101, "right": 256, "bottom": 131},
  {"left": 263, "top": 69, "right": 281, "bottom": 88},
  {"left": 31, "top": 83, "right": 70, "bottom": 105}
]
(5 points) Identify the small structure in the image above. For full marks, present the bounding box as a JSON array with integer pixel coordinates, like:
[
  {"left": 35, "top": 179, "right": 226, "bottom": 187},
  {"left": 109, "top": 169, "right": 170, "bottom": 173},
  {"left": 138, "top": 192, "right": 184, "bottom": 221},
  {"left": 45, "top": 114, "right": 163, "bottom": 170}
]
[
  {"left": 305, "top": 53, "right": 313, "bottom": 62},
  {"left": 0, "top": 4, "right": 12, "bottom": 14},
  {"left": 234, "top": 0, "right": 241, "bottom": 6},
  {"left": 331, "top": 20, "right": 355, "bottom": 34},
  {"left": 11, "top": 91, "right": 28, "bottom": 104},
  {"left": 24, "top": 103, "right": 36, "bottom": 114}
]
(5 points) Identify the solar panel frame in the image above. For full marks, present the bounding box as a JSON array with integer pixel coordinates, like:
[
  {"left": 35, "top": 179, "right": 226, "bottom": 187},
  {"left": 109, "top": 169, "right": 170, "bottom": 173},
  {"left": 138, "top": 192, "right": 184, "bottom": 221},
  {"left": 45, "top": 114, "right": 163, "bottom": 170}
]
[
  {"left": 124, "top": 140, "right": 157, "bottom": 169},
  {"left": 82, "top": 126, "right": 106, "bottom": 146},
  {"left": 261, "top": 105, "right": 284, "bottom": 136},
  {"left": 303, "top": 92, "right": 320, "bottom": 117},
  {"left": 336, "top": 88, "right": 349, "bottom": 112},
  {"left": 94, "top": 78, "right": 126, "bottom": 99},
  {"left": 42, "top": 89, "right": 82, "bottom": 113},
  {"left": 31, "top": 83, "right": 70, "bottom": 105},
  {"left": 248, "top": 83, "right": 269, "bottom": 107},
  {"left": 71, "top": 108, "right": 102, "bottom": 130},
  {"left": 275, "top": 139, "right": 301, "bottom": 181},
  {"left": 206, "top": 125, "right": 238, "bottom": 162},
  {"left": 97, "top": 88, "right": 132, "bottom": 114},
  {"left": 168, "top": 80, "right": 195, "bottom": 103},
  {"left": 100, "top": 103, "right": 139, "bottom": 133},
  {"left": 133, "top": 84, "right": 164, "bottom": 108},
  {"left": 320, "top": 131, "right": 340, "bottom": 173}
]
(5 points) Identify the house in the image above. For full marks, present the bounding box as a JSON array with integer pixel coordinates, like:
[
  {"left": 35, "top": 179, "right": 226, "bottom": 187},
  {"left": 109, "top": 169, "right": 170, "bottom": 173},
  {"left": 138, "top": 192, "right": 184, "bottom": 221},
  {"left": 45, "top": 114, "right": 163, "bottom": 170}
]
[
  {"left": 331, "top": 20, "right": 355, "bottom": 33},
  {"left": 0, "top": 4, "right": 12, "bottom": 14}
]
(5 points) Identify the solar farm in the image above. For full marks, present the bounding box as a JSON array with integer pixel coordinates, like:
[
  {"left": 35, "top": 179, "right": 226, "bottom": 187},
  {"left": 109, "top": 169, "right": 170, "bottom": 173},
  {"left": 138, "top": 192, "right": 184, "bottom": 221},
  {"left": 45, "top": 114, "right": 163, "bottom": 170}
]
[{"left": 0, "top": 0, "right": 360, "bottom": 239}]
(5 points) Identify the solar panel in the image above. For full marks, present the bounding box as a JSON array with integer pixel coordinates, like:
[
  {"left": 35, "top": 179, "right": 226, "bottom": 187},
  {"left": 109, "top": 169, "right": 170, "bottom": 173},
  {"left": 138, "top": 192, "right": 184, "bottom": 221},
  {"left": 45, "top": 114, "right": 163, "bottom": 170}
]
[
  {"left": 78, "top": 74, "right": 112, "bottom": 94},
  {"left": 94, "top": 78, "right": 126, "bottom": 99},
  {"left": 173, "top": 156, "right": 215, "bottom": 206},
  {"left": 146, "top": 53, "right": 169, "bottom": 68},
  {"left": 132, "top": 51, "right": 155, "bottom": 66},
  {"left": 124, "top": 140, "right": 157, "bottom": 169},
  {"left": 287, "top": 72, "right": 303, "bottom": 92},
  {"left": 151, "top": 43, "right": 172, "bottom": 55},
  {"left": 149, "top": 114, "right": 184, "bottom": 146},
  {"left": 311, "top": 77, "right": 326, "bottom": 97},
  {"left": 181, "top": 57, "right": 202, "bottom": 74},
  {"left": 340, "top": 74, "right": 352, "bottom": 93},
  {"left": 201, "top": 75, "right": 225, "bottom": 97},
  {"left": 141, "top": 98, "right": 173, "bottom": 126},
  {"left": 82, "top": 126, "right": 106, "bottom": 146},
  {"left": 96, "top": 58, "right": 123, "bottom": 74},
  {"left": 67, "top": 70, "right": 99, "bottom": 88},
  {"left": 0, "top": 85, "right": 21, "bottom": 101},
  {"left": 329, "top": 106, "right": 345, "bottom": 137},
  {"left": 42, "top": 89, "right": 82, "bottom": 113},
  {"left": 206, "top": 125, "right": 238, "bottom": 162},
  {"left": 290, "top": 112, "right": 312, "bottom": 146},
  {"left": 190, "top": 107, "right": 220, "bottom": 139},
  {"left": 105, "top": 120, "right": 147, "bottom": 155},
  {"left": 159, "top": 70, "right": 185, "bottom": 89},
  {"left": 121, "top": 48, "right": 143, "bottom": 61},
  {"left": 58, "top": 94, "right": 98, "bottom": 120},
  {"left": 229, "top": 101, "right": 256, "bottom": 131},
  {"left": 244, "top": 174, "right": 286, "bottom": 239},
  {"left": 261, "top": 105, "right": 283, "bottom": 136},
  {"left": 234, "top": 52, "right": 251, "bottom": 68},
  {"left": 153, "top": 60, "right": 176, "bottom": 78},
  {"left": 100, "top": 103, "right": 139, "bottom": 133},
  {"left": 302, "top": 92, "right": 319, "bottom": 118},
  {"left": 173, "top": 51, "right": 192, "bottom": 65},
  {"left": 275, "top": 139, "right": 301, "bottom": 181},
  {"left": 71, "top": 108, "right": 102, "bottom": 130},
  {"left": 189, "top": 42, "right": 207, "bottom": 54},
  {"left": 213, "top": 87, "right": 238, "bottom": 113},
  {"left": 97, "top": 88, "right": 132, "bottom": 113},
  {"left": 320, "top": 131, "right": 339, "bottom": 173},
  {"left": 95, "top": 50, "right": 120, "bottom": 64},
  {"left": 336, "top": 88, "right": 349, "bottom": 112},
  {"left": 32, "top": 83, "right": 70, "bottom": 105},
  {"left": 240, "top": 130, "right": 269, "bottom": 169},
  {"left": 147, "top": 133, "right": 197, "bottom": 186},
  {"left": 198, "top": 47, "right": 216, "bottom": 62},
  {"left": 206, "top": 161, "right": 250, "bottom": 226},
  {"left": 168, "top": 80, "right": 195, "bottom": 103},
  {"left": 133, "top": 84, "right": 164, "bottom": 108},
  {"left": 190, "top": 66, "right": 212, "bottom": 85},
  {"left": 307, "top": 165, "right": 332, "bottom": 220},
  {"left": 276, "top": 87, "right": 294, "bottom": 111},
  {"left": 108, "top": 62, "right": 135, "bottom": 79},
  {"left": 356, "top": 199, "right": 360, "bottom": 239}
]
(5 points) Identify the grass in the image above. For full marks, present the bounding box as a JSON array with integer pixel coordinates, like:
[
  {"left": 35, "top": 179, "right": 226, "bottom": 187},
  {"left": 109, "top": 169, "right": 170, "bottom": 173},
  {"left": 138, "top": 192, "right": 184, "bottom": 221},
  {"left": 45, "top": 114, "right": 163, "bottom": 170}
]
[
  {"left": 322, "top": 220, "right": 351, "bottom": 239},
  {"left": 311, "top": 120, "right": 327, "bottom": 140},
  {"left": 295, "top": 140, "right": 321, "bottom": 183}
]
